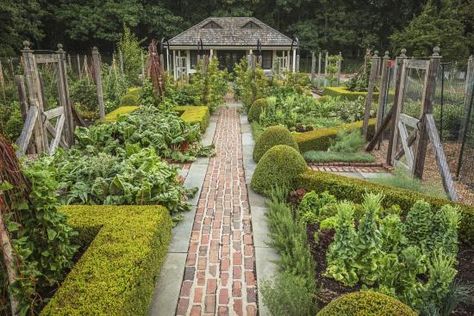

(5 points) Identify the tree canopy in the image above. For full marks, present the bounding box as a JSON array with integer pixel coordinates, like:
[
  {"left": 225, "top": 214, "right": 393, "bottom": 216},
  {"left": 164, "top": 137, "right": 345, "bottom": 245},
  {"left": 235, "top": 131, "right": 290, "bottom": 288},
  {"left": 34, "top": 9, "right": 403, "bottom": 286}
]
[{"left": 0, "top": 0, "right": 472, "bottom": 60}]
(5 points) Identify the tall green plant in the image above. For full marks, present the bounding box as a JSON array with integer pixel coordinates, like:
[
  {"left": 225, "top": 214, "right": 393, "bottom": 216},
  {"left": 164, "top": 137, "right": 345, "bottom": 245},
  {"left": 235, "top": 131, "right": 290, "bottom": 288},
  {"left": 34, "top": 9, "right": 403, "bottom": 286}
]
[{"left": 117, "top": 25, "right": 144, "bottom": 85}]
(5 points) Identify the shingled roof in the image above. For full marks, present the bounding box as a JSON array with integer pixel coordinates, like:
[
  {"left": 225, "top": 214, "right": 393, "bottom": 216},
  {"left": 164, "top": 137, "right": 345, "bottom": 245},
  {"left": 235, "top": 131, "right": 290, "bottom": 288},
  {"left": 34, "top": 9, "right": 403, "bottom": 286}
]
[{"left": 168, "top": 17, "right": 294, "bottom": 47}]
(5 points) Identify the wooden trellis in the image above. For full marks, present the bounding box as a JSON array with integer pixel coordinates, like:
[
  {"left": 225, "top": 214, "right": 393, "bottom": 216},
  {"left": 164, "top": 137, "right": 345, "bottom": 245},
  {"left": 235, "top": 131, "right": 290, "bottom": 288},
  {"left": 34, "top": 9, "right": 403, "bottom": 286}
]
[
  {"left": 16, "top": 41, "right": 75, "bottom": 156},
  {"left": 366, "top": 47, "right": 458, "bottom": 201}
]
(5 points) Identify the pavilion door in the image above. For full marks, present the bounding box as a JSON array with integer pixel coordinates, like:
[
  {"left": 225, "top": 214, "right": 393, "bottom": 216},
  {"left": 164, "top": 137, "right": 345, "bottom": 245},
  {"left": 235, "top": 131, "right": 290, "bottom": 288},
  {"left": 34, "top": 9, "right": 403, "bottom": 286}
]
[{"left": 217, "top": 50, "right": 245, "bottom": 72}]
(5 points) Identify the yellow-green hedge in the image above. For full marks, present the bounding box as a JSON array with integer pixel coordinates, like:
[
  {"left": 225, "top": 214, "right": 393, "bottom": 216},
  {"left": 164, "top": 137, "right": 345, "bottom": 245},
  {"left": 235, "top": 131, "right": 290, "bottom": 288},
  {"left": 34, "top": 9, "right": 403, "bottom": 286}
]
[
  {"left": 293, "top": 119, "right": 376, "bottom": 153},
  {"left": 103, "top": 106, "right": 140, "bottom": 122},
  {"left": 317, "top": 291, "right": 417, "bottom": 316},
  {"left": 41, "top": 205, "right": 172, "bottom": 315},
  {"left": 294, "top": 170, "right": 474, "bottom": 246},
  {"left": 323, "top": 86, "right": 379, "bottom": 101},
  {"left": 174, "top": 106, "right": 210, "bottom": 133}
]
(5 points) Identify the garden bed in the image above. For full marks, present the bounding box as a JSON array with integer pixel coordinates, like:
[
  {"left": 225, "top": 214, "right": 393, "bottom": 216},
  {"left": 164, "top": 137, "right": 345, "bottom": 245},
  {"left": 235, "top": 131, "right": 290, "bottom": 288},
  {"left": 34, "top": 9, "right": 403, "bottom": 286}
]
[{"left": 323, "top": 86, "right": 379, "bottom": 100}]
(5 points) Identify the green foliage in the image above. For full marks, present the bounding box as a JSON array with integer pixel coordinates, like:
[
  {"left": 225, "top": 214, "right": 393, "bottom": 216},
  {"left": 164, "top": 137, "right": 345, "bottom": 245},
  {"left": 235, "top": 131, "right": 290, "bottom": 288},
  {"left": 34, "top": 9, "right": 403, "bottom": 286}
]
[
  {"left": 251, "top": 145, "right": 307, "bottom": 195},
  {"left": 103, "top": 106, "right": 139, "bottom": 122},
  {"left": 248, "top": 97, "right": 272, "bottom": 123},
  {"left": 2, "top": 158, "right": 77, "bottom": 314},
  {"left": 294, "top": 119, "right": 376, "bottom": 153},
  {"left": 261, "top": 272, "right": 316, "bottom": 316},
  {"left": 41, "top": 204, "right": 172, "bottom": 315},
  {"left": 70, "top": 78, "right": 98, "bottom": 119},
  {"left": 36, "top": 147, "right": 192, "bottom": 214},
  {"left": 75, "top": 106, "right": 210, "bottom": 162},
  {"left": 0, "top": 100, "right": 23, "bottom": 142},
  {"left": 390, "top": 0, "right": 468, "bottom": 61},
  {"left": 234, "top": 57, "right": 269, "bottom": 110},
  {"left": 313, "top": 191, "right": 461, "bottom": 313},
  {"left": 370, "top": 168, "right": 446, "bottom": 199},
  {"left": 120, "top": 93, "right": 140, "bottom": 106},
  {"left": 262, "top": 189, "right": 317, "bottom": 315},
  {"left": 328, "top": 129, "right": 364, "bottom": 153},
  {"left": 298, "top": 191, "right": 338, "bottom": 225},
  {"left": 324, "top": 86, "right": 379, "bottom": 101},
  {"left": 303, "top": 151, "right": 375, "bottom": 163},
  {"left": 253, "top": 125, "right": 299, "bottom": 162},
  {"left": 117, "top": 25, "right": 144, "bottom": 85},
  {"left": 295, "top": 170, "right": 474, "bottom": 246},
  {"left": 190, "top": 58, "right": 229, "bottom": 112},
  {"left": 102, "top": 62, "right": 129, "bottom": 113},
  {"left": 317, "top": 291, "right": 417, "bottom": 316},
  {"left": 325, "top": 54, "right": 343, "bottom": 85}
]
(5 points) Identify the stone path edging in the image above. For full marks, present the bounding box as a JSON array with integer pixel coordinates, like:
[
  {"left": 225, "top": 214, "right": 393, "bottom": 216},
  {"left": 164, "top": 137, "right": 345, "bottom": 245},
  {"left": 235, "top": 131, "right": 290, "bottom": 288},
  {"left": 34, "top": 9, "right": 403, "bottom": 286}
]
[
  {"left": 150, "top": 114, "right": 218, "bottom": 316},
  {"left": 240, "top": 112, "right": 279, "bottom": 316}
]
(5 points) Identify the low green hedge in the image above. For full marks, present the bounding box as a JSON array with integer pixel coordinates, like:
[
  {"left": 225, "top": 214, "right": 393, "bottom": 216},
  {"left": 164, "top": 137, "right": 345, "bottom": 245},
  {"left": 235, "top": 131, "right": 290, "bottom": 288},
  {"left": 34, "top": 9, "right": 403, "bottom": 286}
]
[
  {"left": 103, "top": 106, "right": 140, "bottom": 122},
  {"left": 174, "top": 105, "right": 210, "bottom": 133},
  {"left": 120, "top": 94, "right": 140, "bottom": 107},
  {"left": 294, "top": 170, "right": 474, "bottom": 246},
  {"left": 317, "top": 291, "right": 417, "bottom": 316},
  {"left": 293, "top": 119, "right": 376, "bottom": 153},
  {"left": 324, "top": 86, "right": 379, "bottom": 101},
  {"left": 41, "top": 205, "right": 172, "bottom": 315}
]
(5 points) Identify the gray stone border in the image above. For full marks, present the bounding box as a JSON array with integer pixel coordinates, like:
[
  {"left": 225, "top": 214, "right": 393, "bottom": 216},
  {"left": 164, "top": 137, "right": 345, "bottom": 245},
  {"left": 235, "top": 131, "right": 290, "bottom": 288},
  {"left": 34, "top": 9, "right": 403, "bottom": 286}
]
[
  {"left": 240, "top": 113, "right": 279, "bottom": 316},
  {"left": 149, "top": 114, "right": 218, "bottom": 316}
]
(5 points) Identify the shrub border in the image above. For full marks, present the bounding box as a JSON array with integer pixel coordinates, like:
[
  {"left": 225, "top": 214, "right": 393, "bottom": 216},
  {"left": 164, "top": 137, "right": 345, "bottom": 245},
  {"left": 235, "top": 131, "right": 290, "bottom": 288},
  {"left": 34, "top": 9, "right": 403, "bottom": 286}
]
[
  {"left": 174, "top": 105, "right": 210, "bottom": 133},
  {"left": 293, "top": 119, "right": 376, "bottom": 153},
  {"left": 103, "top": 106, "right": 140, "bottom": 122},
  {"left": 41, "top": 205, "right": 172, "bottom": 315},
  {"left": 294, "top": 170, "right": 474, "bottom": 246},
  {"left": 323, "top": 86, "right": 379, "bottom": 101}
]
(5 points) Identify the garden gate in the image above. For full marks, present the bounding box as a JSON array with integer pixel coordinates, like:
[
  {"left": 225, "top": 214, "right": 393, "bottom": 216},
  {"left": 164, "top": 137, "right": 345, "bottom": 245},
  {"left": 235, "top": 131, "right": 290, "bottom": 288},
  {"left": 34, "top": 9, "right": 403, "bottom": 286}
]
[
  {"left": 16, "top": 41, "right": 75, "bottom": 156},
  {"left": 367, "top": 47, "right": 458, "bottom": 201}
]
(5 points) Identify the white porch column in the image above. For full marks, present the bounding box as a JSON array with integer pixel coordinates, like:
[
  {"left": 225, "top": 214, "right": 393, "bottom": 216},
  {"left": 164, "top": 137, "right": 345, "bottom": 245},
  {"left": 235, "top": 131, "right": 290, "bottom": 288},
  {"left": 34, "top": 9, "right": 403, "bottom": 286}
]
[
  {"left": 172, "top": 50, "right": 176, "bottom": 80},
  {"left": 292, "top": 48, "right": 297, "bottom": 73},
  {"left": 186, "top": 50, "right": 191, "bottom": 76},
  {"left": 210, "top": 49, "right": 214, "bottom": 58}
]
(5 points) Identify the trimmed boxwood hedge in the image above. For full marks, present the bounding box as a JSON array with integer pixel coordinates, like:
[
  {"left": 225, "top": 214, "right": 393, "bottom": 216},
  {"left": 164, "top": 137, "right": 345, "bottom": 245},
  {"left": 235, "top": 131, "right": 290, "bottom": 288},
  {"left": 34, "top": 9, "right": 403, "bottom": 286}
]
[
  {"left": 174, "top": 105, "right": 210, "bottom": 133},
  {"left": 41, "top": 205, "right": 172, "bottom": 315},
  {"left": 253, "top": 125, "right": 299, "bottom": 162},
  {"left": 317, "top": 291, "right": 417, "bottom": 316},
  {"left": 248, "top": 98, "right": 268, "bottom": 122},
  {"left": 251, "top": 144, "right": 307, "bottom": 195},
  {"left": 323, "top": 86, "right": 379, "bottom": 101},
  {"left": 293, "top": 119, "right": 376, "bottom": 153},
  {"left": 103, "top": 106, "right": 140, "bottom": 122},
  {"left": 294, "top": 170, "right": 474, "bottom": 246}
]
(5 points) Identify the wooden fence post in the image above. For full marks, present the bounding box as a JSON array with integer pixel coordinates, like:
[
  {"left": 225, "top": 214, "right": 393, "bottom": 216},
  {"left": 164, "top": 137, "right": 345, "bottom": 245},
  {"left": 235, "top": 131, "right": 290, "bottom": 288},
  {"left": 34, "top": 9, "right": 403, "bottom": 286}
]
[
  {"left": 92, "top": 47, "right": 105, "bottom": 119},
  {"left": 67, "top": 54, "right": 72, "bottom": 70},
  {"left": 21, "top": 41, "right": 47, "bottom": 153},
  {"left": 56, "top": 44, "right": 75, "bottom": 146},
  {"left": 337, "top": 52, "right": 342, "bottom": 85},
  {"left": 387, "top": 49, "right": 407, "bottom": 165},
  {"left": 76, "top": 54, "right": 82, "bottom": 79},
  {"left": 311, "top": 51, "right": 316, "bottom": 83},
  {"left": 413, "top": 46, "right": 441, "bottom": 179},
  {"left": 458, "top": 55, "right": 474, "bottom": 143},
  {"left": 324, "top": 51, "right": 328, "bottom": 79},
  {"left": 376, "top": 51, "right": 391, "bottom": 134},
  {"left": 362, "top": 51, "right": 380, "bottom": 140},
  {"left": 318, "top": 52, "right": 322, "bottom": 80},
  {"left": 0, "top": 60, "right": 5, "bottom": 101}
]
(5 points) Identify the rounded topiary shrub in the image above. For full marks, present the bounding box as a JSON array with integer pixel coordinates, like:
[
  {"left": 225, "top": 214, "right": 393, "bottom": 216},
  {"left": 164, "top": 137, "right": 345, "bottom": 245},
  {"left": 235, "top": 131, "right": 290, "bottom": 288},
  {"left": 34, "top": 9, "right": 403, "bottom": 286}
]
[
  {"left": 253, "top": 125, "right": 299, "bottom": 163},
  {"left": 248, "top": 98, "right": 268, "bottom": 122},
  {"left": 251, "top": 145, "right": 307, "bottom": 195},
  {"left": 317, "top": 291, "right": 417, "bottom": 316}
]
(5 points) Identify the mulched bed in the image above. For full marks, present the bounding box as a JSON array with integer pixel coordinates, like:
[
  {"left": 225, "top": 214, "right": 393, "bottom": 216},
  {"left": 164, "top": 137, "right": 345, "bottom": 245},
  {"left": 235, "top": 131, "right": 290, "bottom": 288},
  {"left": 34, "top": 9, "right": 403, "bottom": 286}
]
[{"left": 306, "top": 223, "right": 474, "bottom": 314}]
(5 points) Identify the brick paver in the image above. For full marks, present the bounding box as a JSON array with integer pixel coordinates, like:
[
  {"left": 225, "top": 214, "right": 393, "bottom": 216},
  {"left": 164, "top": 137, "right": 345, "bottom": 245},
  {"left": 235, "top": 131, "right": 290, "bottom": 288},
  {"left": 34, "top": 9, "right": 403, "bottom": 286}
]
[
  {"left": 176, "top": 106, "right": 257, "bottom": 316},
  {"left": 310, "top": 163, "right": 390, "bottom": 173}
]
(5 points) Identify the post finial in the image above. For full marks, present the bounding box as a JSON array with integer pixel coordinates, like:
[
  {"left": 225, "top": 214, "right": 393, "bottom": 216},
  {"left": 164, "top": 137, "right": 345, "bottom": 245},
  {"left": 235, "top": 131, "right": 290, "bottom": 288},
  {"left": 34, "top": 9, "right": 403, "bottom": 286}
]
[
  {"left": 373, "top": 50, "right": 379, "bottom": 57},
  {"left": 23, "top": 40, "right": 31, "bottom": 50},
  {"left": 57, "top": 43, "right": 64, "bottom": 53},
  {"left": 400, "top": 48, "right": 407, "bottom": 58},
  {"left": 384, "top": 51, "right": 390, "bottom": 58},
  {"left": 433, "top": 46, "right": 441, "bottom": 57}
]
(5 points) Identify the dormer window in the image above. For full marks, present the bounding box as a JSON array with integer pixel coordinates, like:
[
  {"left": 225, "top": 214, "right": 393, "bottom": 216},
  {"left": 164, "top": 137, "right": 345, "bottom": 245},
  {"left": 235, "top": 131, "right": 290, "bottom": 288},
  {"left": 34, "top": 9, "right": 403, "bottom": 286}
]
[
  {"left": 242, "top": 21, "right": 261, "bottom": 29},
  {"left": 202, "top": 21, "right": 222, "bottom": 29}
]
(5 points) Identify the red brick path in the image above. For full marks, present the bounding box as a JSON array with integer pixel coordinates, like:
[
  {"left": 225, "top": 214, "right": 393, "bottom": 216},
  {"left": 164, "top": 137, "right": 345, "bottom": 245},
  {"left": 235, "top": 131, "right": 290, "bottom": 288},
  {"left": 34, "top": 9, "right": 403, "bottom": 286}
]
[
  {"left": 176, "top": 107, "right": 257, "bottom": 316},
  {"left": 310, "top": 164, "right": 390, "bottom": 173}
]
